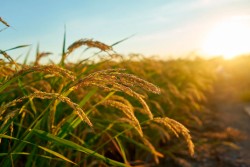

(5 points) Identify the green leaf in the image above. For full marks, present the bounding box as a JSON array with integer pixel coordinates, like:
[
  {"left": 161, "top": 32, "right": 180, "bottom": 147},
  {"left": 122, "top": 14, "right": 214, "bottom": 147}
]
[
  {"left": 39, "top": 146, "right": 77, "bottom": 165},
  {"left": 115, "top": 136, "right": 128, "bottom": 165},
  {"left": 111, "top": 34, "right": 135, "bottom": 47},
  {"left": 62, "top": 25, "right": 66, "bottom": 58},
  {"left": 0, "top": 134, "right": 77, "bottom": 165},
  {"left": 23, "top": 46, "right": 32, "bottom": 65},
  {"left": 0, "top": 152, "right": 54, "bottom": 160},
  {"left": 5, "top": 45, "right": 30, "bottom": 52},
  {"left": 60, "top": 25, "right": 67, "bottom": 66},
  {"left": 31, "top": 129, "right": 127, "bottom": 167},
  {"left": 79, "top": 88, "right": 98, "bottom": 107},
  {"left": 57, "top": 88, "right": 98, "bottom": 138}
]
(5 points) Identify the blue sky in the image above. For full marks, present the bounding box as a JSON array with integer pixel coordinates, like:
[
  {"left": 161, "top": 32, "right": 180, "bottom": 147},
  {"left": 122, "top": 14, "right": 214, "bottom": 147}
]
[{"left": 1, "top": 0, "right": 250, "bottom": 62}]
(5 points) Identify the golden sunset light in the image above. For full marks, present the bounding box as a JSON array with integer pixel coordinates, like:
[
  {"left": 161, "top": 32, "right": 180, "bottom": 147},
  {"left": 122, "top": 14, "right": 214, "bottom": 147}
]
[
  {"left": 202, "top": 17, "right": 250, "bottom": 59},
  {"left": 201, "top": 16, "right": 250, "bottom": 59},
  {"left": 1, "top": 1, "right": 250, "bottom": 166}
]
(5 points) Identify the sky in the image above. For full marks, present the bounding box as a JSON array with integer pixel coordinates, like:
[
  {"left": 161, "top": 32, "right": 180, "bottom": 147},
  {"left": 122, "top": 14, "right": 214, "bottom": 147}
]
[{"left": 1, "top": 0, "right": 250, "bottom": 62}]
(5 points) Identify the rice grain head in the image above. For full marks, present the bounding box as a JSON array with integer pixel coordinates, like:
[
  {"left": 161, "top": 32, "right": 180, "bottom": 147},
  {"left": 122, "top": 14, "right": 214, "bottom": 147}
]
[
  {"left": 72, "top": 69, "right": 159, "bottom": 119},
  {"left": 141, "top": 137, "right": 164, "bottom": 164},
  {"left": 103, "top": 99, "right": 143, "bottom": 137},
  {"left": 0, "top": 91, "right": 92, "bottom": 127},
  {"left": 67, "top": 39, "right": 113, "bottom": 55},
  {"left": 153, "top": 117, "right": 194, "bottom": 156},
  {"left": 10, "top": 65, "right": 76, "bottom": 81},
  {"left": 35, "top": 52, "right": 52, "bottom": 65}
]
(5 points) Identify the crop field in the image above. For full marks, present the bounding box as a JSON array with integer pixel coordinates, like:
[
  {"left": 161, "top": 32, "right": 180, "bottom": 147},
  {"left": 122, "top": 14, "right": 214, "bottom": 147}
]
[{"left": 1, "top": 19, "right": 250, "bottom": 167}]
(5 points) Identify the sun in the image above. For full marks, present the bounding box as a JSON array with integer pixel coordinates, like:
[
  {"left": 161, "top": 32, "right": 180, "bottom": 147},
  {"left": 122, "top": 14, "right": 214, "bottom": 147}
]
[{"left": 201, "top": 17, "right": 250, "bottom": 59}]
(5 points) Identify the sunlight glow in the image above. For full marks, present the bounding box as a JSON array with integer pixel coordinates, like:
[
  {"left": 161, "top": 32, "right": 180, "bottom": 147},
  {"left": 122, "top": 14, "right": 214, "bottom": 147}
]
[{"left": 201, "top": 17, "right": 250, "bottom": 59}]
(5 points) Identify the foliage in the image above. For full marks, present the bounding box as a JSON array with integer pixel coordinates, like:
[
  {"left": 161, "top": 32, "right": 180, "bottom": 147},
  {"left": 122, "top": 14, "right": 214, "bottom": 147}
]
[{"left": 0, "top": 19, "right": 233, "bottom": 166}]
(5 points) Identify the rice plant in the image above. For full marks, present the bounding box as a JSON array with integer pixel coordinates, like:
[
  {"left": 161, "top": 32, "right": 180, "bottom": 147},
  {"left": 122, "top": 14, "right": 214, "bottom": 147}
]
[{"left": 7, "top": 17, "right": 247, "bottom": 166}]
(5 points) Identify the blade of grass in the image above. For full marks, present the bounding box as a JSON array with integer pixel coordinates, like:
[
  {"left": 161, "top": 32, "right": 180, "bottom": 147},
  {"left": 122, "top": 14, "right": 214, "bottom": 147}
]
[
  {"left": 56, "top": 88, "right": 97, "bottom": 137},
  {"left": 31, "top": 129, "right": 127, "bottom": 167},
  {"left": 2, "top": 101, "right": 55, "bottom": 166},
  {"left": 0, "top": 152, "right": 60, "bottom": 160},
  {"left": 60, "top": 25, "right": 67, "bottom": 66},
  {"left": 62, "top": 25, "right": 66, "bottom": 58},
  {"left": 111, "top": 34, "right": 135, "bottom": 47},
  {"left": 78, "top": 34, "right": 135, "bottom": 63},
  {"left": 0, "top": 134, "right": 77, "bottom": 166},
  {"left": 25, "top": 145, "right": 38, "bottom": 167},
  {"left": 57, "top": 91, "right": 115, "bottom": 139},
  {"left": 89, "top": 119, "right": 163, "bottom": 161},
  {"left": 79, "top": 88, "right": 98, "bottom": 107},
  {"left": 4, "top": 45, "right": 30, "bottom": 52},
  {"left": 57, "top": 88, "right": 97, "bottom": 138},
  {"left": 36, "top": 42, "right": 40, "bottom": 60},
  {"left": 23, "top": 46, "right": 32, "bottom": 65},
  {"left": 115, "top": 136, "right": 129, "bottom": 165}
]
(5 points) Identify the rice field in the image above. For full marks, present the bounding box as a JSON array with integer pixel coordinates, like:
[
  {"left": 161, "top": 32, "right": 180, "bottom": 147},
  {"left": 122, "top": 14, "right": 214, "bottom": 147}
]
[{"left": 1, "top": 18, "right": 250, "bottom": 167}]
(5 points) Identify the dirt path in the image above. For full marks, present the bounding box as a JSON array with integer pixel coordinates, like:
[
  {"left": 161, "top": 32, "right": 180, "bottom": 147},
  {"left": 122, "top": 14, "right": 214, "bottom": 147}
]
[
  {"left": 205, "top": 82, "right": 250, "bottom": 166},
  {"left": 162, "top": 79, "right": 250, "bottom": 167}
]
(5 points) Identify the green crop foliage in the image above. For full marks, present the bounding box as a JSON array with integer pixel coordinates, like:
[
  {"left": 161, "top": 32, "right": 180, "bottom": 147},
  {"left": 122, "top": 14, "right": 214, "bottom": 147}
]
[{"left": 2, "top": 19, "right": 249, "bottom": 166}]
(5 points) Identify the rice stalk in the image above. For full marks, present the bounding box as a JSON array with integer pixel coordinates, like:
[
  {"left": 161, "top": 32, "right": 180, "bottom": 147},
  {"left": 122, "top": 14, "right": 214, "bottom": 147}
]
[
  {"left": 0, "top": 50, "right": 19, "bottom": 70},
  {"left": 141, "top": 137, "right": 164, "bottom": 164},
  {"left": 152, "top": 117, "right": 194, "bottom": 156},
  {"left": 35, "top": 52, "right": 52, "bottom": 65},
  {"left": 61, "top": 39, "right": 113, "bottom": 64},
  {"left": 9, "top": 65, "right": 76, "bottom": 81},
  {"left": 0, "top": 109, "right": 19, "bottom": 134},
  {"left": 0, "top": 91, "right": 92, "bottom": 127},
  {"left": 67, "top": 39, "right": 113, "bottom": 54},
  {"left": 71, "top": 69, "right": 160, "bottom": 119},
  {"left": 102, "top": 99, "right": 143, "bottom": 137},
  {"left": 148, "top": 123, "right": 171, "bottom": 142},
  {"left": 0, "top": 61, "right": 15, "bottom": 77}
]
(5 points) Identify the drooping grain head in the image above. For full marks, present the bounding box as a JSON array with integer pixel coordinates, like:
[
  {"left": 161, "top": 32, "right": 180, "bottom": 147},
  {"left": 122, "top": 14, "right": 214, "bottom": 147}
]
[
  {"left": 71, "top": 69, "right": 160, "bottom": 119},
  {"left": 153, "top": 117, "right": 195, "bottom": 156},
  {"left": 0, "top": 91, "right": 93, "bottom": 128},
  {"left": 67, "top": 39, "right": 113, "bottom": 55},
  {"left": 35, "top": 52, "right": 52, "bottom": 65},
  {"left": 10, "top": 65, "right": 76, "bottom": 81},
  {"left": 102, "top": 99, "right": 143, "bottom": 137}
]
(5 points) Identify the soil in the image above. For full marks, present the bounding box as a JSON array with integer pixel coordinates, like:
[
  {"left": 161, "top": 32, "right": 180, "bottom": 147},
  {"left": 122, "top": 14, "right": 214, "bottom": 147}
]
[
  {"left": 192, "top": 79, "right": 250, "bottom": 167},
  {"left": 159, "top": 75, "right": 250, "bottom": 167},
  {"left": 163, "top": 78, "right": 250, "bottom": 167}
]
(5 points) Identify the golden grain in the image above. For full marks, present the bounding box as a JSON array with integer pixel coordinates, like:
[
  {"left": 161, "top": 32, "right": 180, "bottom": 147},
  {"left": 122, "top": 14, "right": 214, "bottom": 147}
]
[
  {"left": 103, "top": 99, "right": 143, "bottom": 137},
  {"left": 72, "top": 69, "right": 158, "bottom": 119},
  {"left": 153, "top": 117, "right": 194, "bottom": 156},
  {"left": 141, "top": 137, "right": 164, "bottom": 164},
  {"left": 0, "top": 91, "right": 92, "bottom": 127},
  {"left": 10, "top": 65, "right": 76, "bottom": 81},
  {"left": 35, "top": 52, "right": 52, "bottom": 65},
  {"left": 67, "top": 39, "right": 113, "bottom": 54}
]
